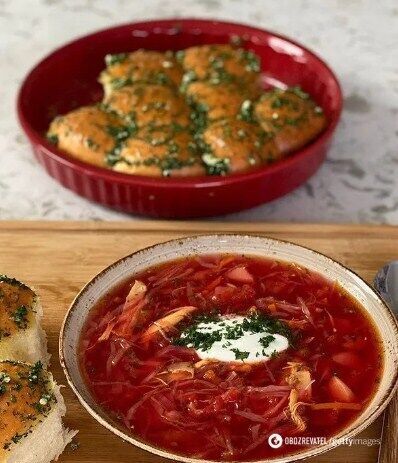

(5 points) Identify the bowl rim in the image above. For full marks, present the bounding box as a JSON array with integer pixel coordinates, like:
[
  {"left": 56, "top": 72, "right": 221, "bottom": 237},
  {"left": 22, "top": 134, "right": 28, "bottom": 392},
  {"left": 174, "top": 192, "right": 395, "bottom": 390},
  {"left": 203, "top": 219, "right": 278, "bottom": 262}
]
[
  {"left": 17, "top": 17, "right": 343, "bottom": 189},
  {"left": 59, "top": 233, "right": 398, "bottom": 463}
]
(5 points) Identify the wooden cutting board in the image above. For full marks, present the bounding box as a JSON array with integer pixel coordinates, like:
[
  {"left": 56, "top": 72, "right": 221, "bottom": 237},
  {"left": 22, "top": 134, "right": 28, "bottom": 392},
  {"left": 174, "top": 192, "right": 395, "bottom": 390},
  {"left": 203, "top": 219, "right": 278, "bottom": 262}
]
[{"left": 1, "top": 221, "right": 397, "bottom": 463}]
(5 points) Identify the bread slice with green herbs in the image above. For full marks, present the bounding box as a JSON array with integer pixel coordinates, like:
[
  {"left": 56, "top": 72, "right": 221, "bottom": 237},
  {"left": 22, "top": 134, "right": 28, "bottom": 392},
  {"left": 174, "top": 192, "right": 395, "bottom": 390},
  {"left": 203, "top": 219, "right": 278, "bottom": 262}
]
[
  {"left": 0, "top": 276, "right": 49, "bottom": 365},
  {"left": 0, "top": 360, "right": 76, "bottom": 463}
]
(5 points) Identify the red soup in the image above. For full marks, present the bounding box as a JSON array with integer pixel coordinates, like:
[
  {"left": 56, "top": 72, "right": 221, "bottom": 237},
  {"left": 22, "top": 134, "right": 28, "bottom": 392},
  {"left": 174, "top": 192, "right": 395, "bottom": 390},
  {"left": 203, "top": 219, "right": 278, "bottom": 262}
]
[{"left": 80, "top": 254, "right": 383, "bottom": 461}]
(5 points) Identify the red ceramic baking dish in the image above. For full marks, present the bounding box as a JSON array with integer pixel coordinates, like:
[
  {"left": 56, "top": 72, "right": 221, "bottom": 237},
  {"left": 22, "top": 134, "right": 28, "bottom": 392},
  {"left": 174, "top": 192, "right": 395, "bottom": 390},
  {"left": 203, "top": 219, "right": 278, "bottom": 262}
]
[{"left": 17, "top": 18, "right": 342, "bottom": 218}]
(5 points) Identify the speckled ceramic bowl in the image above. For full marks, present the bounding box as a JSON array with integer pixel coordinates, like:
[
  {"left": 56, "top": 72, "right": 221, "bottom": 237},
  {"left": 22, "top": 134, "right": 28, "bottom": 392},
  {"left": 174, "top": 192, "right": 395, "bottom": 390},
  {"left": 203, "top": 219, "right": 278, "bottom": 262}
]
[{"left": 60, "top": 235, "right": 398, "bottom": 463}]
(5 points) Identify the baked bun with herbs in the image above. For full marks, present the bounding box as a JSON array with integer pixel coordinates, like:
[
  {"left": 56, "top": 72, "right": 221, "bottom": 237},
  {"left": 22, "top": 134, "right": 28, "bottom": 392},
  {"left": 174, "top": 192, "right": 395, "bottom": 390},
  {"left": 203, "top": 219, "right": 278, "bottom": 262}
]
[
  {"left": 0, "top": 360, "right": 76, "bottom": 463},
  {"left": 255, "top": 86, "right": 327, "bottom": 154},
  {"left": 185, "top": 81, "right": 251, "bottom": 121},
  {"left": 47, "top": 44, "right": 327, "bottom": 177},
  {"left": 0, "top": 276, "right": 76, "bottom": 462},
  {"left": 202, "top": 119, "right": 281, "bottom": 174},
  {"left": 0, "top": 276, "right": 49, "bottom": 366},
  {"left": 47, "top": 106, "right": 124, "bottom": 168},
  {"left": 113, "top": 125, "right": 205, "bottom": 177},
  {"left": 99, "top": 49, "right": 183, "bottom": 98},
  {"left": 178, "top": 44, "right": 261, "bottom": 96},
  {"left": 104, "top": 84, "right": 190, "bottom": 128}
]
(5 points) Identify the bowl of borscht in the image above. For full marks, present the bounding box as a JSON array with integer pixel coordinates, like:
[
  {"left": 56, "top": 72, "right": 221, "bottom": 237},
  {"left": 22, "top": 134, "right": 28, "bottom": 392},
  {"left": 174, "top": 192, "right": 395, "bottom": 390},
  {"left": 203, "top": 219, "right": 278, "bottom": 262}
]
[{"left": 60, "top": 235, "right": 398, "bottom": 462}]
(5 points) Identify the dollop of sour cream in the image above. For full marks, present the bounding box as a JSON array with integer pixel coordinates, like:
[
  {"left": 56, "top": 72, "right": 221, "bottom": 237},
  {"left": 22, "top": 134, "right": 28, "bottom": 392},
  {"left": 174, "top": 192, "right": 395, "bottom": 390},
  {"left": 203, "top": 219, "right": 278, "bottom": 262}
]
[{"left": 182, "top": 315, "right": 289, "bottom": 363}]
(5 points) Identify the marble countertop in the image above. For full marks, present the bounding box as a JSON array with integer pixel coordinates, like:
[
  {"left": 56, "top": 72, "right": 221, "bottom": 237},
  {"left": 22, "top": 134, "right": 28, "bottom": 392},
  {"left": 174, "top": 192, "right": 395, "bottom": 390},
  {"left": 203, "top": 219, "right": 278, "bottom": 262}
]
[{"left": 1, "top": 0, "right": 397, "bottom": 222}]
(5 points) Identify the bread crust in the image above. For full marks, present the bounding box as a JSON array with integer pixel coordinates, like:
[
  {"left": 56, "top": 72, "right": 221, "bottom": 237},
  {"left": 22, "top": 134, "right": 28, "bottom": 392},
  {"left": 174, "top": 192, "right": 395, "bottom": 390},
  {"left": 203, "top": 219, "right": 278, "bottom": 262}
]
[{"left": 0, "top": 277, "right": 49, "bottom": 366}]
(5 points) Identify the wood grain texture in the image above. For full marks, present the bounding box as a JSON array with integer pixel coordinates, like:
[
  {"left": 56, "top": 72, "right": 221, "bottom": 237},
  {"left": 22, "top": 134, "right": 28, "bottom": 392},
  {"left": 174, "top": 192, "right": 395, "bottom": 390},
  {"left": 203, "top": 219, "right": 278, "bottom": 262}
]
[{"left": 1, "top": 221, "right": 396, "bottom": 463}]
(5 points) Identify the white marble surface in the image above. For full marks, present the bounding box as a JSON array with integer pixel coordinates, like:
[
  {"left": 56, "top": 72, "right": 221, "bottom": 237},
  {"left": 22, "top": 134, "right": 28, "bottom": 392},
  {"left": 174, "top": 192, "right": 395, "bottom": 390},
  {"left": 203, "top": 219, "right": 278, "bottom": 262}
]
[{"left": 1, "top": 0, "right": 397, "bottom": 222}]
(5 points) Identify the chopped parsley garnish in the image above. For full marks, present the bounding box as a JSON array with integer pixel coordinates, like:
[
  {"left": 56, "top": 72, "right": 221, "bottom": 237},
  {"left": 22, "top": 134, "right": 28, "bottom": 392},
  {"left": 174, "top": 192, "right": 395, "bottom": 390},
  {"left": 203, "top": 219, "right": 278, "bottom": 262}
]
[
  {"left": 160, "top": 154, "right": 193, "bottom": 177},
  {"left": 11, "top": 305, "right": 29, "bottom": 329},
  {"left": 210, "top": 55, "right": 228, "bottom": 70},
  {"left": 28, "top": 361, "right": 43, "bottom": 385},
  {"left": 34, "top": 392, "right": 55, "bottom": 413},
  {"left": 180, "top": 70, "right": 198, "bottom": 93},
  {"left": 105, "top": 53, "right": 128, "bottom": 66},
  {"left": 153, "top": 72, "right": 170, "bottom": 85},
  {"left": 238, "top": 49, "right": 260, "bottom": 73},
  {"left": 105, "top": 148, "right": 122, "bottom": 166},
  {"left": 46, "top": 134, "right": 58, "bottom": 145},
  {"left": 174, "top": 312, "right": 222, "bottom": 350},
  {"left": 106, "top": 124, "right": 137, "bottom": 142},
  {"left": 113, "top": 127, "right": 198, "bottom": 175},
  {"left": 12, "top": 382, "right": 22, "bottom": 391},
  {"left": 96, "top": 102, "right": 118, "bottom": 118},
  {"left": 167, "top": 141, "right": 180, "bottom": 155},
  {"left": 85, "top": 138, "right": 99, "bottom": 150},
  {"left": 186, "top": 92, "right": 210, "bottom": 135},
  {"left": 230, "top": 34, "right": 243, "bottom": 46},
  {"left": 111, "top": 77, "right": 133, "bottom": 90},
  {"left": 190, "top": 106, "right": 209, "bottom": 133},
  {"left": 109, "top": 68, "right": 171, "bottom": 88},
  {"left": 188, "top": 140, "right": 199, "bottom": 154},
  {"left": 175, "top": 50, "right": 185, "bottom": 63},
  {"left": 240, "top": 313, "right": 291, "bottom": 340},
  {"left": 174, "top": 312, "right": 292, "bottom": 359},
  {"left": 271, "top": 96, "right": 290, "bottom": 109},
  {"left": 105, "top": 122, "right": 138, "bottom": 166},
  {"left": 11, "top": 434, "right": 23, "bottom": 445},
  {"left": 208, "top": 67, "right": 235, "bottom": 85},
  {"left": 231, "top": 348, "right": 250, "bottom": 360},
  {"left": 202, "top": 153, "right": 230, "bottom": 176},
  {"left": 238, "top": 100, "right": 255, "bottom": 123},
  {"left": 290, "top": 86, "right": 309, "bottom": 100},
  {"left": 259, "top": 334, "right": 276, "bottom": 349},
  {"left": 285, "top": 117, "right": 300, "bottom": 126},
  {"left": 0, "top": 277, "right": 20, "bottom": 289},
  {"left": 0, "top": 372, "right": 11, "bottom": 395},
  {"left": 142, "top": 101, "right": 167, "bottom": 112}
]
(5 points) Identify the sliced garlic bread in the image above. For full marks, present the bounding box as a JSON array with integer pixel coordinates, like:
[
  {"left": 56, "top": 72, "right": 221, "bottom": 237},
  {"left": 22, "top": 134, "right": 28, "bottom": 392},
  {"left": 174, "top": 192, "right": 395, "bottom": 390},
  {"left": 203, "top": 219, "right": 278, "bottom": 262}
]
[
  {"left": 0, "top": 360, "right": 76, "bottom": 463},
  {"left": 0, "top": 276, "right": 49, "bottom": 365}
]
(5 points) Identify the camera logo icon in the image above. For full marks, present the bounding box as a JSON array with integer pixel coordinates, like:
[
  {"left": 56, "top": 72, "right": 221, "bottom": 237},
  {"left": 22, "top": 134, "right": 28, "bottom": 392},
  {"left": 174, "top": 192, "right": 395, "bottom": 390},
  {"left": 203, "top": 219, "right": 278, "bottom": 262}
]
[{"left": 268, "top": 433, "right": 283, "bottom": 449}]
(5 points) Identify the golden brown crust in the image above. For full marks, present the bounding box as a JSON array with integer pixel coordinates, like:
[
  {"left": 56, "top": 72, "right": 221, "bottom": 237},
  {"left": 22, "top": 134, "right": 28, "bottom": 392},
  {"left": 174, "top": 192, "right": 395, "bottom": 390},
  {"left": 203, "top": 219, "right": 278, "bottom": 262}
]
[
  {"left": 105, "top": 84, "right": 190, "bottom": 128},
  {"left": 48, "top": 106, "right": 123, "bottom": 167},
  {"left": 99, "top": 50, "right": 183, "bottom": 92},
  {"left": 0, "top": 278, "right": 35, "bottom": 339},
  {"left": 181, "top": 45, "right": 260, "bottom": 92},
  {"left": 202, "top": 119, "right": 280, "bottom": 174},
  {"left": 186, "top": 81, "right": 248, "bottom": 121},
  {"left": 47, "top": 45, "right": 326, "bottom": 178},
  {"left": 0, "top": 361, "right": 55, "bottom": 457},
  {"left": 255, "top": 88, "right": 327, "bottom": 154},
  {"left": 114, "top": 127, "right": 205, "bottom": 177}
]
